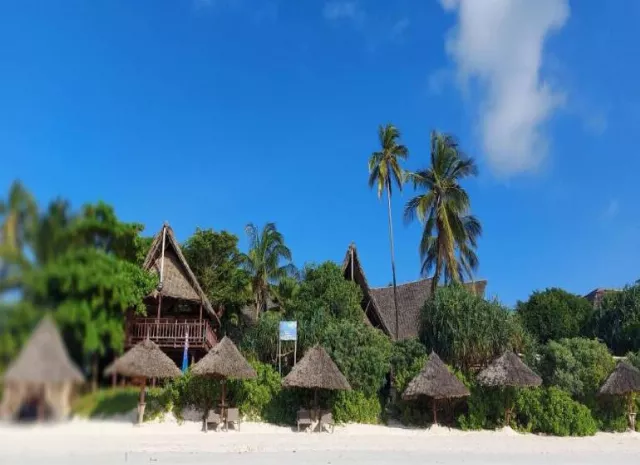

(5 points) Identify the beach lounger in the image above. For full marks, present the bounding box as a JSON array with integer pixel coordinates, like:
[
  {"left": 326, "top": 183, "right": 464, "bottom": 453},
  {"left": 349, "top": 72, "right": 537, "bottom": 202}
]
[
  {"left": 225, "top": 408, "right": 241, "bottom": 431},
  {"left": 204, "top": 409, "right": 222, "bottom": 432},
  {"left": 320, "top": 410, "right": 334, "bottom": 433},
  {"left": 297, "top": 409, "right": 313, "bottom": 432}
]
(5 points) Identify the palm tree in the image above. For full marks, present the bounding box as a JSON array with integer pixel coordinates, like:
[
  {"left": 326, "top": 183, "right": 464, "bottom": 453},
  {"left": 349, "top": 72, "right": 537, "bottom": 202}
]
[
  {"left": 0, "top": 181, "right": 37, "bottom": 285},
  {"left": 404, "top": 131, "right": 481, "bottom": 294},
  {"left": 240, "top": 223, "right": 295, "bottom": 320},
  {"left": 368, "top": 123, "right": 408, "bottom": 341}
]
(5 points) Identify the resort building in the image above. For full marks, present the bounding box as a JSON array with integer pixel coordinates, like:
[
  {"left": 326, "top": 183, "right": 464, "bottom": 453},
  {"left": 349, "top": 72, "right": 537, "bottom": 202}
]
[{"left": 341, "top": 243, "right": 487, "bottom": 341}]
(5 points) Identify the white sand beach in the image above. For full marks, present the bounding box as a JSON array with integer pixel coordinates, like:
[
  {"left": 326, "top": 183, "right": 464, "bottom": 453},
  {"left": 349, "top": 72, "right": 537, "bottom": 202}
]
[{"left": 0, "top": 417, "right": 639, "bottom": 465}]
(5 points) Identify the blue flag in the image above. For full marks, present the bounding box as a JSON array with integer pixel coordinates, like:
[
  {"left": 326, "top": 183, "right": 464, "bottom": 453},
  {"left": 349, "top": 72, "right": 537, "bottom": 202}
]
[{"left": 181, "top": 329, "right": 189, "bottom": 372}]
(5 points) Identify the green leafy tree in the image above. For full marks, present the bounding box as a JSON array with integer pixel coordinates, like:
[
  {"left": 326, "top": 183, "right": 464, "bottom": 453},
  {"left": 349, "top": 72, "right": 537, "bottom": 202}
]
[
  {"left": 537, "top": 338, "right": 615, "bottom": 403},
  {"left": 590, "top": 283, "right": 640, "bottom": 354},
  {"left": 240, "top": 223, "right": 295, "bottom": 320},
  {"left": 390, "top": 338, "right": 428, "bottom": 393},
  {"left": 421, "top": 284, "right": 520, "bottom": 372},
  {"left": 368, "top": 123, "right": 408, "bottom": 340},
  {"left": 182, "top": 228, "right": 250, "bottom": 331},
  {"left": 516, "top": 288, "right": 593, "bottom": 344},
  {"left": 404, "top": 132, "right": 481, "bottom": 293}
]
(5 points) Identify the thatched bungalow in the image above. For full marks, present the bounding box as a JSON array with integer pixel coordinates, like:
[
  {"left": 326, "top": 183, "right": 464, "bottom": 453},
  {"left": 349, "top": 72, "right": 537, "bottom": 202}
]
[
  {"left": 106, "top": 339, "right": 182, "bottom": 423},
  {"left": 282, "top": 345, "right": 351, "bottom": 408},
  {"left": 599, "top": 361, "right": 640, "bottom": 429},
  {"left": 342, "top": 243, "right": 487, "bottom": 341},
  {"left": 402, "top": 352, "right": 470, "bottom": 424},
  {"left": 125, "top": 223, "right": 221, "bottom": 364},
  {"left": 1, "top": 316, "right": 84, "bottom": 421}
]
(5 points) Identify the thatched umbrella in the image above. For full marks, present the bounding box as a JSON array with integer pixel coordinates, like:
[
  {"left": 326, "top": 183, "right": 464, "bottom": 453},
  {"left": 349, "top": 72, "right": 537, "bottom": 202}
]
[
  {"left": 402, "top": 352, "right": 470, "bottom": 424},
  {"left": 191, "top": 336, "right": 256, "bottom": 429},
  {"left": 105, "top": 339, "right": 181, "bottom": 423},
  {"left": 2, "top": 316, "right": 84, "bottom": 420},
  {"left": 599, "top": 361, "right": 640, "bottom": 430},
  {"left": 282, "top": 345, "right": 351, "bottom": 411},
  {"left": 477, "top": 351, "right": 541, "bottom": 425}
]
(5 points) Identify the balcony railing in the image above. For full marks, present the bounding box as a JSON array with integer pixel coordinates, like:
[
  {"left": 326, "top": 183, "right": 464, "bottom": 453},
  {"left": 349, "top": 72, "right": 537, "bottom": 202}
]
[{"left": 126, "top": 318, "right": 217, "bottom": 350}]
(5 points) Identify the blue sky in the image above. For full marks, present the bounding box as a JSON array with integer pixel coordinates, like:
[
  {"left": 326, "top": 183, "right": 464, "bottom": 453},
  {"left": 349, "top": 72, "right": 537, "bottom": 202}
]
[{"left": 1, "top": 0, "right": 639, "bottom": 306}]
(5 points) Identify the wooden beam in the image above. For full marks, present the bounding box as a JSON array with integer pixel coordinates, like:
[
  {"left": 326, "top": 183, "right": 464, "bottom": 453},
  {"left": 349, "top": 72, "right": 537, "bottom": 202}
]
[
  {"left": 156, "top": 295, "right": 163, "bottom": 319},
  {"left": 199, "top": 303, "right": 203, "bottom": 321}
]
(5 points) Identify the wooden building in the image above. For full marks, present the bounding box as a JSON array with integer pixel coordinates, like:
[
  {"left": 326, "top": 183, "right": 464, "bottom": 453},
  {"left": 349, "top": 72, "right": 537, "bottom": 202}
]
[{"left": 125, "top": 223, "right": 220, "bottom": 363}]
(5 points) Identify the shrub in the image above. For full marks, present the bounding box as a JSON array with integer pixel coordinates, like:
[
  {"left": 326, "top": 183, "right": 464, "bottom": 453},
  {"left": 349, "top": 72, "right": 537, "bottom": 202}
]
[
  {"left": 537, "top": 338, "right": 614, "bottom": 404},
  {"left": 332, "top": 390, "right": 382, "bottom": 424},
  {"left": 515, "top": 387, "right": 597, "bottom": 436},
  {"left": 516, "top": 288, "right": 593, "bottom": 343},
  {"left": 321, "top": 320, "right": 392, "bottom": 397},
  {"left": 421, "top": 285, "right": 519, "bottom": 372},
  {"left": 390, "top": 339, "right": 428, "bottom": 393},
  {"left": 234, "top": 360, "right": 282, "bottom": 420},
  {"left": 240, "top": 311, "right": 281, "bottom": 364},
  {"left": 456, "top": 383, "right": 506, "bottom": 430}
]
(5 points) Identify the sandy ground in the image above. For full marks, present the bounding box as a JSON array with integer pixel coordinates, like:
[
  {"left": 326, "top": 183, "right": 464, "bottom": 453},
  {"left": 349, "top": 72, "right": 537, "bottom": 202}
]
[{"left": 0, "top": 417, "right": 639, "bottom": 465}]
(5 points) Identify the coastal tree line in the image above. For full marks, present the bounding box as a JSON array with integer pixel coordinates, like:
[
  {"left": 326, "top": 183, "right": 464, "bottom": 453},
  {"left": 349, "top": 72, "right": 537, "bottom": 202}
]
[{"left": 1, "top": 127, "right": 640, "bottom": 434}]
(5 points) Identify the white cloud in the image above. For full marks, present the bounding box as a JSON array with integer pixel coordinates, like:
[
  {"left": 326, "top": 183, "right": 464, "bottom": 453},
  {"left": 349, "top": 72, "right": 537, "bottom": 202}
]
[
  {"left": 440, "top": 0, "right": 570, "bottom": 176},
  {"left": 323, "top": 1, "right": 365, "bottom": 25}
]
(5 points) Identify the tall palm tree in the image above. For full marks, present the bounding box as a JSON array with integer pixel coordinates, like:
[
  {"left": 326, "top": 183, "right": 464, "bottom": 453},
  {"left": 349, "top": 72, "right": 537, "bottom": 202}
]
[
  {"left": 368, "top": 124, "right": 408, "bottom": 341},
  {"left": 0, "top": 181, "right": 37, "bottom": 285},
  {"left": 404, "top": 131, "right": 481, "bottom": 294},
  {"left": 240, "top": 223, "right": 295, "bottom": 320}
]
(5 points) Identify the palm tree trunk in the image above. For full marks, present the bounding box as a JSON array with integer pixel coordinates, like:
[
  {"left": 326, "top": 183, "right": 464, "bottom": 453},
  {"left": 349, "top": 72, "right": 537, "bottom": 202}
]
[{"left": 386, "top": 183, "right": 400, "bottom": 341}]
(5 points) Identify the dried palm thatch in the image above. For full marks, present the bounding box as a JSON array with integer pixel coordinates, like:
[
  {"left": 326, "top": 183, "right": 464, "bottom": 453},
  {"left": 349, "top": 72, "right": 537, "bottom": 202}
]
[
  {"left": 143, "top": 223, "right": 219, "bottom": 325},
  {"left": 105, "top": 339, "right": 182, "bottom": 379},
  {"left": 599, "top": 361, "right": 640, "bottom": 396},
  {"left": 402, "top": 352, "right": 470, "bottom": 400},
  {"left": 191, "top": 337, "right": 256, "bottom": 380},
  {"left": 282, "top": 346, "right": 351, "bottom": 391},
  {"left": 4, "top": 316, "right": 84, "bottom": 384},
  {"left": 477, "top": 351, "right": 542, "bottom": 388}
]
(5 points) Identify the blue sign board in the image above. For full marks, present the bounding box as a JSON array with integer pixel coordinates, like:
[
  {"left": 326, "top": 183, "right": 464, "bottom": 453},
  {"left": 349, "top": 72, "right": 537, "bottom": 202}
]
[{"left": 279, "top": 321, "right": 297, "bottom": 341}]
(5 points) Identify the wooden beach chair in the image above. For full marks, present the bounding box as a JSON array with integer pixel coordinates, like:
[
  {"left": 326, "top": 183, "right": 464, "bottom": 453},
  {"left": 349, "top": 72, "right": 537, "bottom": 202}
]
[
  {"left": 320, "top": 410, "right": 334, "bottom": 433},
  {"left": 296, "top": 408, "right": 313, "bottom": 432},
  {"left": 204, "top": 409, "right": 222, "bottom": 432},
  {"left": 225, "top": 408, "right": 241, "bottom": 431}
]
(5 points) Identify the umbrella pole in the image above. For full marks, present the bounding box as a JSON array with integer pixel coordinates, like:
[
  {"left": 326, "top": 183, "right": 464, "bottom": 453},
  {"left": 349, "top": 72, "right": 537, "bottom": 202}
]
[
  {"left": 137, "top": 378, "right": 147, "bottom": 425},
  {"left": 432, "top": 398, "right": 437, "bottom": 425},
  {"left": 628, "top": 393, "right": 636, "bottom": 431}
]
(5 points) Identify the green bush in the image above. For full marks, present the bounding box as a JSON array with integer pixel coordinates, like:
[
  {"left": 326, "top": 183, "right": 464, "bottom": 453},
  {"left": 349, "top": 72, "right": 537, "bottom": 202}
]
[
  {"left": 421, "top": 285, "right": 519, "bottom": 372},
  {"left": 72, "top": 386, "right": 172, "bottom": 422},
  {"left": 516, "top": 288, "right": 593, "bottom": 343},
  {"left": 515, "top": 387, "right": 597, "bottom": 436},
  {"left": 390, "top": 339, "right": 427, "bottom": 393},
  {"left": 332, "top": 390, "right": 382, "bottom": 424},
  {"left": 457, "top": 383, "right": 506, "bottom": 430},
  {"left": 234, "top": 360, "right": 282, "bottom": 420},
  {"left": 537, "top": 338, "right": 614, "bottom": 404},
  {"left": 590, "top": 284, "right": 640, "bottom": 355}
]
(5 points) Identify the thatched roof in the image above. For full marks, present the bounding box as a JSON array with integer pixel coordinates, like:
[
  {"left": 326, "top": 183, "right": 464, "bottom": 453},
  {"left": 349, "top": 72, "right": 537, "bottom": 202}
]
[
  {"left": 342, "top": 243, "right": 487, "bottom": 340},
  {"left": 191, "top": 337, "right": 257, "bottom": 380},
  {"left": 104, "top": 339, "right": 182, "bottom": 379},
  {"left": 599, "top": 361, "right": 640, "bottom": 396},
  {"left": 402, "top": 352, "right": 470, "bottom": 400},
  {"left": 3, "top": 316, "right": 84, "bottom": 384},
  {"left": 477, "top": 351, "right": 542, "bottom": 388},
  {"left": 143, "top": 223, "right": 218, "bottom": 325},
  {"left": 282, "top": 346, "right": 351, "bottom": 391}
]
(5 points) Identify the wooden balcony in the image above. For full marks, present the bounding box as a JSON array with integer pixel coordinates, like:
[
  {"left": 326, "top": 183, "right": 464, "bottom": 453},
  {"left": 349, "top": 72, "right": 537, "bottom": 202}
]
[{"left": 126, "top": 317, "right": 217, "bottom": 351}]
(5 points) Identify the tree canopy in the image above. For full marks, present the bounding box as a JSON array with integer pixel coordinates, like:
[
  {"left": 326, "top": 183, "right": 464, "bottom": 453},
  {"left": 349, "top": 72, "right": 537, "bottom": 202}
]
[
  {"left": 516, "top": 288, "right": 593, "bottom": 344},
  {"left": 590, "top": 284, "right": 640, "bottom": 355}
]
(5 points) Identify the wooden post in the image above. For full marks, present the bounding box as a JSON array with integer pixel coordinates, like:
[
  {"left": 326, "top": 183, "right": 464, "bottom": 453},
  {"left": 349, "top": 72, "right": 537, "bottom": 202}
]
[
  {"left": 151, "top": 378, "right": 156, "bottom": 388},
  {"left": 350, "top": 246, "right": 354, "bottom": 280},
  {"left": 111, "top": 372, "right": 117, "bottom": 388},
  {"left": 432, "top": 398, "right": 438, "bottom": 425},
  {"left": 137, "top": 378, "right": 147, "bottom": 424},
  {"left": 199, "top": 303, "right": 203, "bottom": 321},
  {"left": 37, "top": 387, "right": 46, "bottom": 422},
  {"left": 156, "top": 294, "right": 163, "bottom": 320}
]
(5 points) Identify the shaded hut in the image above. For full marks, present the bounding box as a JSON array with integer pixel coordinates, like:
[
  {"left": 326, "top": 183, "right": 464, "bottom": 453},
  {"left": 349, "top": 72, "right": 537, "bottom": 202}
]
[
  {"left": 282, "top": 345, "right": 351, "bottom": 409},
  {"left": 191, "top": 336, "right": 256, "bottom": 428},
  {"left": 106, "top": 339, "right": 182, "bottom": 423},
  {"left": 598, "top": 361, "right": 640, "bottom": 430},
  {"left": 477, "top": 351, "right": 541, "bottom": 425},
  {"left": 1, "top": 316, "right": 84, "bottom": 421},
  {"left": 402, "top": 352, "right": 470, "bottom": 424}
]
